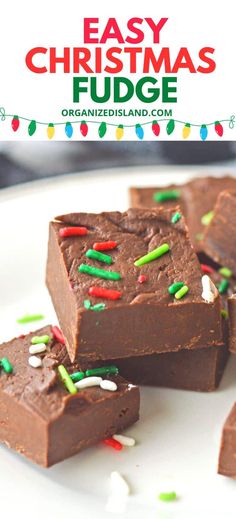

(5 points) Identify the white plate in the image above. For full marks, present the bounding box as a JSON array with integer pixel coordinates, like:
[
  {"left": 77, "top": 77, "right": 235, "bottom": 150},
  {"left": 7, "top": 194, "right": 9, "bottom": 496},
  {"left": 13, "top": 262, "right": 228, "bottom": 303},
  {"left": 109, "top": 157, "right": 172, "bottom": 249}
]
[{"left": 1, "top": 165, "right": 236, "bottom": 519}]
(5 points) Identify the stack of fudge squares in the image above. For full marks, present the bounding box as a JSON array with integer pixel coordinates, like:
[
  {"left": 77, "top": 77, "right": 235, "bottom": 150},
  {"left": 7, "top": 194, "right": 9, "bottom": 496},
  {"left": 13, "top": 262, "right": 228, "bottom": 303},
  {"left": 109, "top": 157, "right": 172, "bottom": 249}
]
[{"left": 1, "top": 175, "right": 236, "bottom": 478}]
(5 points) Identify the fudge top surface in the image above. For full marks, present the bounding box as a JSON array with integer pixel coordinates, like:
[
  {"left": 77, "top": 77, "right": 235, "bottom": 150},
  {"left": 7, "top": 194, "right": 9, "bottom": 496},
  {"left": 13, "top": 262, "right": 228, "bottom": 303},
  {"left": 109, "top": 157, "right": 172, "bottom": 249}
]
[
  {"left": 130, "top": 176, "right": 236, "bottom": 245},
  {"left": 51, "top": 207, "right": 216, "bottom": 308},
  {"left": 0, "top": 326, "right": 135, "bottom": 421}
]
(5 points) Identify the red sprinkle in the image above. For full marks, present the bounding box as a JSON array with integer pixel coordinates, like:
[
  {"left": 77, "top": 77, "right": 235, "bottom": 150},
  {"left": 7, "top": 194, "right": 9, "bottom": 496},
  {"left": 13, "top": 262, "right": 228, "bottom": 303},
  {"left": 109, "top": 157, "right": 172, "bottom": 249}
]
[
  {"left": 102, "top": 438, "right": 123, "bottom": 451},
  {"left": 93, "top": 241, "right": 117, "bottom": 251},
  {"left": 59, "top": 227, "right": 88, "bottom": 237},
  {"left": 138, "top": 274, "right": 147, "bottom": 284},
  {"left": 201, "top": 264, "right": 214, "bottom": 274},
  {"left": 88, "top": 286, "right": 122, "bottom": 300},
  {"left": 52, "top": 325, "right": 65, "bottom": 344}
]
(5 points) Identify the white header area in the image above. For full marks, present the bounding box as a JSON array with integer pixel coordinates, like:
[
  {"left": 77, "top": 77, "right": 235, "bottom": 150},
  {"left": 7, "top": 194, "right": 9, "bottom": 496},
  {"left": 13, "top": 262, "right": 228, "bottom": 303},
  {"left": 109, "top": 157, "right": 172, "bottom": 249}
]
[{"left": 0, "top": 0, "right": 235, "bottom": 140}]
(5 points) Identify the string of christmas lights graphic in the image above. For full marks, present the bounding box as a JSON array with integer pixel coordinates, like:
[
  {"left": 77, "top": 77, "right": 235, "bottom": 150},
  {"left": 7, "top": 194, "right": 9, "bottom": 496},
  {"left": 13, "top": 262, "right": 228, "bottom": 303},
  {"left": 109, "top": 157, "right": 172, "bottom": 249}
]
[{"left": 0, "top": 107, "right": 235, "bottom": 140}]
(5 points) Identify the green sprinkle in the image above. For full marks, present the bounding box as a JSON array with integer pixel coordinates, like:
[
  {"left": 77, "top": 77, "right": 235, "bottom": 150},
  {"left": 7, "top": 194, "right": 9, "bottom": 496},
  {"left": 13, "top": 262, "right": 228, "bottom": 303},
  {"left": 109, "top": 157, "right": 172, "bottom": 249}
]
[
  {"left": 0, "top": 357, "right": 13, "bottom": 374},
  {"left": 219, "top": 267, "right": 232, "bottom": 279},
  {"left": 158, "top": 491, "right": 177, "bottom": 502},
  {"left": 171, "top": 212, "right": 182, "bottom": 224},
  {"left": 31, "top": 335, "right": 50, "bottom": 344},
  {"left": 58, "top": 365, "right": 77, "bottom": 394},
  {"left": 70, "top": 371, "right": 85, "bottom": 382},
  {"left": 201, "top": 210, "right": 214, "bottom": 226},
  {"left": 134, "top": 243, "right": 170, "bottom": 267},
  {"left": 153, "top": 190, "right": 180, "bottom": 203},
  {"left": 79, "top": 264, "right": 121, "bottom": 281},
  {"left": 175, "top": 285, "right": 189, "bottom": 300},
  {"left": 195, "top": 233, "right": 204, "bottom": 241},
  {"left": 221, "top": 309, "right": 229, "bottom": 319},
  {"left": 86, "top": 249, "right": 113, "bottom": 265},
  {"left": 84, "top": 300, "right": 106, "bottom": 312},
  {"left": 16, "top": 314, "right": 44, "bottom": 324},
  {"left": 85, "top": 365, "right": 119, "bottom": 377},
  {"left": 168, "top": 282, "right": 184, "bottom": 295},
  {"left": 91, "top": 303, "right": 106, "bottom": 312},
  {"left": 218, "top": 279, "right": 229, "bottom": 294}
]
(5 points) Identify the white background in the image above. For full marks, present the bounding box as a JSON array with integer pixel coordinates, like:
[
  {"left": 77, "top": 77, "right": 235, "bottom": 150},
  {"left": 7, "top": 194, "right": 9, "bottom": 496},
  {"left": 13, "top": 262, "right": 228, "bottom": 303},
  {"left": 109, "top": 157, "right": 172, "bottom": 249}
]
[{"left": 0, "top": 0, "right": 235, "bottom": 140}]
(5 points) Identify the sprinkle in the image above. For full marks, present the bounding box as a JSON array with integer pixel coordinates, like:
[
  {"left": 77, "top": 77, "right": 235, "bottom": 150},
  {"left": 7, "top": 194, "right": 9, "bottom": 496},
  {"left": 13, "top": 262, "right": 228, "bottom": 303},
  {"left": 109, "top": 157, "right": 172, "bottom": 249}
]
[
  {"left": 75, "top": 376, "right": 102, "bottom": 389},
  {"left": 29, "top": 343, "right": 47, "bottom": 354},
  {"left": 84, "top": 300, "right": 106, "bottom": 311},
  {"left": 103, "top": 438, "right": 123, "bottom": 451},
  {"left": 221, "top": 309, "right": 229, "bottom": 319},
  {"left": 168, "top": 282, "right": 184, "bottom": 295},
  {"left": 110, "top": 471, "right": 130, "bottom": 495},
  {"left": 86, "top": 249, "right": 113, "bottom": 265},
  {"left": 171, "top": 212, "right": 182, "bottom": 224},
  {"left": 195, "top": 233, "right": 204, "bottom": 241},
  {"left": 158, "top": 491, "right": 177, "bottom": 502},
  {"left": 88, "top": 286, "right": 122, "bottom": 300},
  {"left": 58, "top": 365, "right": 77, "bottom": 394},
  {"left": 153, "top": 190, "right": 180, "bottom": 203},
  {"left": 134, "top": 243, "right": 170, "bottom": 267},
  {"left": 0, "top": 357, "right": 13, "bottom": 374},
  {"left": 31, "top": 335, "right": 50, "bottom": 345},
  {"left": 201, "top": 264, "right": 214, "bottom": 274},
  {"left": 112, "top": 434, "right": 135, "bottom": 447},
  {"left": 201, "top": 275, "right": 218, "bottom": 303},
  {"left": 70, "top": 371, "right": 85, "bottom": 382},
  {"left": 93, "top": 241, "right": 117, "bottom": 251},
  {"left": 51, "top": 325, "right": 65, "bottom": 344},
  {"left": 79, "top": 264, "right": 121, "bottom": 281},
  {"left": 85, "top": 366, "right": 119, "bottom": 377},
  {"left": 16, "top": 314, "right": 44, "bottom": 324},
  {"left": 100, "top": 379, "right": 117, "bottom": 391},
  {"left": 201, "top": 210, "right": 214, "bottom": 226},
  {"left": 175, "top": 285, "right": 189, "bottom": 300},
  {"left": 138, "top": 274, "right": 147, "bottom": 284},
  {"left": 218, "top": 279, "right": 229, "bottom": 294},
  {"left": 59, "top": 226, "right": 88, "bottom": 237},
  {"left": 28, "top": 356, "right": 42, "bottom": 368},
  {"left": 219, "top": 267, "right": 232, "bottom": 278}
]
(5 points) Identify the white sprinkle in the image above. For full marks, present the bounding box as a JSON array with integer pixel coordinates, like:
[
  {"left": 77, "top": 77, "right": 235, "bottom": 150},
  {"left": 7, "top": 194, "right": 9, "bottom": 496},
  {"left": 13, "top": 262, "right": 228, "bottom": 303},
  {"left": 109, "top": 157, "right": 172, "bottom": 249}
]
[
  {"left": 29, "top": 343, "right": 47, "bottom": 355},
  {"left": 112, "top": 434, "right": 135, "bottom": 447},
  {"left": 201, "top": 275, "right": 218, "bottom": 303},
  {"left": 74, "top": 376, "right": 102, "bottom": 389},
  {"left": 110, "top": 471, "right": 130, "bottom": 496},
  {"left": 28, "top": 356, "right": 42, "bottom": 368},
  {"left": 100, "top": 379, "right": 117, "bottom": 392}
]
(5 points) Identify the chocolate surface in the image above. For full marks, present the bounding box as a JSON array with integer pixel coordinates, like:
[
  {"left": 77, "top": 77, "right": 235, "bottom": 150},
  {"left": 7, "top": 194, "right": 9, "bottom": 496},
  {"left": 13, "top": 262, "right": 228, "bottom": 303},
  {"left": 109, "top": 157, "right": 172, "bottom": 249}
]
[
  {"left": 229, "top": 295, "right": 236, "bottom": 354},
  {"left": 0, "top": 326, "right": 139, "bottom": 467},
  {"left": 130, "top": 176, "right": 236, "bottom": 252},
  {"left": 218, "top": 402, "right": 236, "bottom": 478},
  {"left": 202, "top": 190, "right": 236, "bottom": 276},
  {"left": 81, "top": 343, "right": 228, "bottom": 392},
  {"left": 46, "top": 208, "right": 223, "bottom": 363}
]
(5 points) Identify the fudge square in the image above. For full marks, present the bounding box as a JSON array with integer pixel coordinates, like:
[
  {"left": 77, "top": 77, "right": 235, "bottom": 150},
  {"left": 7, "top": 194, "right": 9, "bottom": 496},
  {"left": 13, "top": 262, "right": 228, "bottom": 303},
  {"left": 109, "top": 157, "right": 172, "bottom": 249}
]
[
  {"left": 202, "top": 190, "right": 236, "bottom": 276},
  {"left": 46, "top": 208, "right": 223, "bottom": 364},
  {"left": 0, "top": 326, "right": 139, "bottom": 467},
  {"left": 130, "top": 176, "right": 236, "bottom": 253},
  {"left": 218, "top": 403, "right": 236, "bottom": 478}
]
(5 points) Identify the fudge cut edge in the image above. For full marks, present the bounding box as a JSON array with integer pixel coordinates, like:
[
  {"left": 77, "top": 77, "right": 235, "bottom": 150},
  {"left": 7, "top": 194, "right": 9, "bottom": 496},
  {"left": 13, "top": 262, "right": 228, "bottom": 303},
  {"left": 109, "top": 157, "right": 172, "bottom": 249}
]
[
  {"left": 46, "top": 210, "right": 223, "bottom": 363},
  {"left": 218, "top": 403, "right": 236, "bottom": 478}
]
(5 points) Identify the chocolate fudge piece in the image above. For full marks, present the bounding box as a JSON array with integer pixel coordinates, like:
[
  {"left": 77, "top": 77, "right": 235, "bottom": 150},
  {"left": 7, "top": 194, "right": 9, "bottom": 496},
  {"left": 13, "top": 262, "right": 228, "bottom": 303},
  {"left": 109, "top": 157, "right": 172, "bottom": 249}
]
[
  {"left": 46, "top": 208, "right": 223, "bottom": 363},
  {"left": 81, "top": 343, "right": 228, "bottom": 392},
  {"left": 0, "top": 326, "right": 139, "bottom": 467},
  {"left": 130, "top": 176, "right": 236, "bottom": 252},
  {"left": 218, "top": 403, "right": 236, "bottom": 478},
  {"left": 202, "top": 190, "right": 236, "bottom": 276}
]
